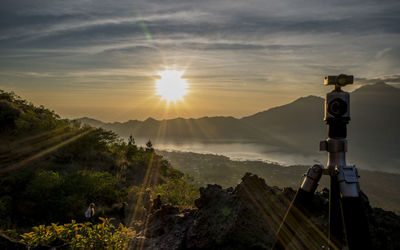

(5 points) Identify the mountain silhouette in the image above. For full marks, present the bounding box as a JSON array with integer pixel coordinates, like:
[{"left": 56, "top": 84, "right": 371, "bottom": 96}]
[{"left": 78, "top": 82, "right": 400, "bottom": 172}]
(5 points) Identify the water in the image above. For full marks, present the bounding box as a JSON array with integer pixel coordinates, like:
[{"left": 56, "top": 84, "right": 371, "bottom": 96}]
[{"left": 134, "top": 138, "right": 324, "bottom": 166}]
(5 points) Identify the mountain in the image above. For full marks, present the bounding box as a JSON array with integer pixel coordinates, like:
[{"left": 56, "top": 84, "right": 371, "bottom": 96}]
[
  {"left": 79, "top": 116, "right": 280, "bottom": 145},
  {"left": 241, "top": 95, "right": 324, "bottom": 152},
  {"left": 78, "top": 82, "right": 400, "bottom": 172},
  {"left": 347, "top": 82, "right": 400, "bottom": 172},
  {"left": 241, "top": 82, "right": 400, "bottom": 170}
]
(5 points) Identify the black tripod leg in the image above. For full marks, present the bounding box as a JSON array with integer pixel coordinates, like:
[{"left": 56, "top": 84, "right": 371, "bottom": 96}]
[
  {"left": 273, "top": 188, "right": 315, "bottom": 250},
  {"left": 329, "top": 177, "right": 344, "bottom": 249},
  {"left": 340, "top": 196, "right": 372, "bottom": 250}
]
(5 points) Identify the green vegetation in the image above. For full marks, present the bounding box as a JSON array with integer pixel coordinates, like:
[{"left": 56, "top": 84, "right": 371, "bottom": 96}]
[
  {"left": 154, "top": 175, "right": 199, "bottom": 208},
  {"left": 159, "top": 150, "right": 400, "bottom": 214},
  {"left": 0, "top": 90, "right": 69, "bottom": 135},
  {"left": 20, "top": 218, "right": 133, "bottom": 249},
  {"left": 0, "top": 90, "right": 199, "bottom": 247}
]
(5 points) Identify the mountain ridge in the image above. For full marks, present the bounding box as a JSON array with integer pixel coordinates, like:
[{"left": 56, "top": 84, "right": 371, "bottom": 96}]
[
  {"left": 79, "top": 83, "right": 397, "bottom": 124},
  {"left": 78, "top": 82, "right": 400, "bottom": 172}
]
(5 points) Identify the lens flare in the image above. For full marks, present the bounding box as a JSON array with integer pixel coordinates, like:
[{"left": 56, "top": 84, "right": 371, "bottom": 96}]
[{"left": 156, "top": 70, "right": 188, "bottom": 102}]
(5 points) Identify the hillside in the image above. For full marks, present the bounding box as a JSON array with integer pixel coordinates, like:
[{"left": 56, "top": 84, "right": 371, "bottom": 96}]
[
  {"left": 79, "top": 82, "right": 400, "bottom": 172},
  {"left": 158, "top": 150, "right": 400, "bottom": 214},
  {"left": 0, "top": 90, "right": 198, "bottom": 230}
]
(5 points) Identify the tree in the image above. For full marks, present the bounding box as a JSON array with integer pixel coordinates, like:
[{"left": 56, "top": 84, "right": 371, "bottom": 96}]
[
  {"left": 128, "top": 134, "right": 135, "bottom": 146},
  {"left": 146, "top": 140, "right": 154, "bottom": 152},
  {"left": 126, "top": 134, "right": 137, "bottom": 159},
  {"left": 0, "top": 100, "right": 21, "bottom": 131}
]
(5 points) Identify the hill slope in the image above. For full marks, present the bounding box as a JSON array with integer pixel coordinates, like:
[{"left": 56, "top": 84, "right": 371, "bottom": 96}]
[
  {"left": 0, "top": 90, "right": 197, "bottom": 229},
  {"left": 158, "top": 150, "right": 400, "bottom": 213}
]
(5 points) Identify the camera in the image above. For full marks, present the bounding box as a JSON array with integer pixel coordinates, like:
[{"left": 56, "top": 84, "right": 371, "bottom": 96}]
[
  {"left": 324, "top": 74, "right": 353, "bottom": 87},
  {"left": 324, "top": 75, "right": 351, "bottom": 122},
  {"left": 328, "top": 98, "right": 347, "bottom": 117},
  {"left": 325, "top": 92, "right": 350, "bottom": 121}
]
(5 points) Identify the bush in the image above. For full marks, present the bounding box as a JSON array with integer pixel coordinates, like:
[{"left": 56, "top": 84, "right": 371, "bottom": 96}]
[
  {"left": 0, "top": 89, "right": 196, "bottom": 231},
  {"left": 20, "top": 218, "right": 134, "bottom": 249},
  {"left": 0, "top": 100, "right": 20, "bottom": 131},
  {"left": 23, "top": 170, "right": 122, "bottom": 224},
  {"left": 154, "top": 177, "right": 199, "bottom": 208}
]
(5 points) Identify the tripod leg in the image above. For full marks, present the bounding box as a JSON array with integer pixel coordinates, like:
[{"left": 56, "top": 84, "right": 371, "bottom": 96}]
[
  {"left": 340, "top": 196, "right": 371, "bottom": 249},
  {"left": 336, "top": 165, "right": 372, "bottom": 250},
  {"left": 273, "top": 165, "right": 325, "bottom": 249},
  {"left": 273, "top": 188, "right": 314, "bottom": 250},
  {"left": 329, "top": 177, "right": 344, "bottom": 249}
]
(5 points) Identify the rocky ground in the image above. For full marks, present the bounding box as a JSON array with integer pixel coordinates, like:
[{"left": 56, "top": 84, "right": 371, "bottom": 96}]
[
  {"left": 2, "top": 173, "right": 399, "bottom": 249},
  {"left": 130, "top": 173, "right": 400, "bottom": 250}
]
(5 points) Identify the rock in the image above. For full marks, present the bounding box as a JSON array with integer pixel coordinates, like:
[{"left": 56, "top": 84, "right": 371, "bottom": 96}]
[{"left": 130, "top": 173, "right": 400, "bottom": 250}]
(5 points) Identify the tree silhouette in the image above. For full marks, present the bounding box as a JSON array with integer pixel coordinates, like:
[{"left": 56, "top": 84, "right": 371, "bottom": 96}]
[
  {"left": 128, "top": 134, "right": 135, "bottom": 146},
  {"left": 146, "top": 140, "right": 154, "bottom": 152},
  {"left": 126, "top": 134, "right": 137, "bottom": 158},
  {"left": 0, "top": 100, "right": 20, "bottom": 132}
]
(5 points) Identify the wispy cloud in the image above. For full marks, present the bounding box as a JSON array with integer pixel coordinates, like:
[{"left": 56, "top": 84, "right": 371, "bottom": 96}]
[
  {"left": 1, "top": 0, "right": 399, "bottom": 120},
  {"left": 356, "top": 74, "right": 400, "bottom": 85}
]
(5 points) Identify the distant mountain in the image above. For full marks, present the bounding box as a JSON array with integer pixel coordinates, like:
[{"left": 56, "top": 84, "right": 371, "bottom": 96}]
[
  {"left": 242, "top": 95, "right": 324, "bottom": 152},
  {"left": 79, "top": 116, "right": 281, "bottom": 145},
  {"left": 347, "top": 82, "right": 400, "bottom": 172},
  {"left": 78, "top": 82, "right": 400, "bottom": 172}
]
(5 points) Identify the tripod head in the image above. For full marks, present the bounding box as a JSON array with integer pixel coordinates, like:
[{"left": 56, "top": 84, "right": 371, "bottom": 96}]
[
  {"left": 324, "top": 74, "right": 353, "bottom": 89},
  {"left": 324, "top": 74, "right": 353, "bottom": 138}
]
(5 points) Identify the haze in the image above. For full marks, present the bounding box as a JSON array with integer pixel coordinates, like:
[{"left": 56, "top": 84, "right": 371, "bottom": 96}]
[{"left": 1, "top": 0, "right": 399, "bottom": 121}]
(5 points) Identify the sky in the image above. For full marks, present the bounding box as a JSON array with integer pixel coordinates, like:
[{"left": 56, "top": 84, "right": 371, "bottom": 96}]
[{"left": 0, "top": 0, "right": 399, "bottom": 121}]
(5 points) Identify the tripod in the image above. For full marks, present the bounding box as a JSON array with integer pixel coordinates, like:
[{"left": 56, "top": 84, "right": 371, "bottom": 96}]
[{"left": 273, "top": 75, "right": 371, "bottom": 250}]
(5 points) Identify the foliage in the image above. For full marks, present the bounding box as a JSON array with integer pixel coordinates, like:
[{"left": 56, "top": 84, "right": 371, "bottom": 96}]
[
  {"left": 0, "top": 89, "right": 199, "bottom": 231},
  {"left": 55, "top": 127, "right": 120, "bottom": 163},
  {"left": 146, "top": 140, "right": 154, "bottom": 152},
  {"left": 154, "top": 177, "right": 199, "bottom": 208},
  {"left": 20, "top": 218, "right": 134, "bottom": 249},
  {"left": 22, "top": 170, "right": 121, "bottom": 224},
  {"left": 0, "top": 90, "right": 68, "bottom": 135},
  {"left": 0, "top": 100, "right": 21, "bottom": 131},
  {"left": 128, "top": 135, "right": 135, "bottom": 146},
  {"left": 125, "top": 135, "right": 138, "bottom": 159}
]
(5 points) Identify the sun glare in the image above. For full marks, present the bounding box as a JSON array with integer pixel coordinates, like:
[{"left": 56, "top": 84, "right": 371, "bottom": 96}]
[{"left": 156, "top": 70, "right": 188, "bottom": 102}]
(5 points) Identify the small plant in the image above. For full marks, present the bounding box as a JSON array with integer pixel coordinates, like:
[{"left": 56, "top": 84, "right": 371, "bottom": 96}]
[{"left": 20, "top": 218, "right": 134, "bottom": 249}]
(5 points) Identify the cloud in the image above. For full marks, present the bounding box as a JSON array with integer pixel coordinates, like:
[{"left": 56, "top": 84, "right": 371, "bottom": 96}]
[
  {"left": 355, "top": 75, "right": 400, "bottom": 87},
  {"left": 1, "top": 0, "right": 400, "bottom": 101}
]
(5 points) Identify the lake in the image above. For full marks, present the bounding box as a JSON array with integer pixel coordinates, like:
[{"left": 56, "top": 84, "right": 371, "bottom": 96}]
[{"left": 133, "top": 138, "right": 325, "bottom": 166}]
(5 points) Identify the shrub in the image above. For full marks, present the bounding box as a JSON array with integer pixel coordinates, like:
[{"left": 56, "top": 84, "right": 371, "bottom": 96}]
[
  {"left": 0, "top": 100, "right": 21, "bottom": 131},
  {"left": 154, "top": 178, "right": 199, "bottom": 208},
  {"left": 23, "top": 170, "right": 122, "bottom": 224},
  {"left": 20, "top": 218, "right": 134, "bottom": 249}
]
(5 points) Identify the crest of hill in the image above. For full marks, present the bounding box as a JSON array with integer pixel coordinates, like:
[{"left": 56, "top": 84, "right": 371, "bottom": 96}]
[{"left": 352, "top": 81, "right": 399, "bottom": 94}]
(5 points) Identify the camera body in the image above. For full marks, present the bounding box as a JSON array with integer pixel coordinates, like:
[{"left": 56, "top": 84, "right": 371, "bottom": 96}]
[
  {"left": 323, "top": 74, "right": 352, "bottom": 123},
  {"left": 324, "top": 90, "right": 350, "bottom": 122}
]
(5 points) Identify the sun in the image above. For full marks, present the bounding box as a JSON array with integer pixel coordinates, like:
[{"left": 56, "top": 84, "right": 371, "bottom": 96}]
[{"left": 156, "top": 70, "right": 188, "bottom": 102}]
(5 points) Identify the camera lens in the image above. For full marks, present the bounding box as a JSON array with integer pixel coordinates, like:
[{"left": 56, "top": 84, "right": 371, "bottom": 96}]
[{"left": 328, "top": 98, "right": 347, "bottom": 117}]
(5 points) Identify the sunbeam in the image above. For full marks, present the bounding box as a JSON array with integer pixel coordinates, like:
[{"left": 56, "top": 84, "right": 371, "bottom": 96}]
[{"left": 0, "top": 128, "right": 93, "bottom": 176}]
